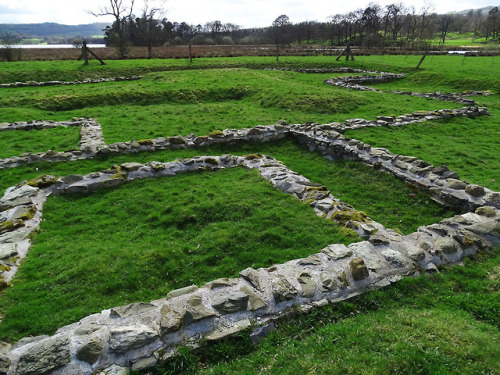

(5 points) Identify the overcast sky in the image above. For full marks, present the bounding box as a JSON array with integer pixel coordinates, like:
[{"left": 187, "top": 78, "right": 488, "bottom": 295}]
[{"left": 0, "top": 0, "right": 496, "bottom": 28}]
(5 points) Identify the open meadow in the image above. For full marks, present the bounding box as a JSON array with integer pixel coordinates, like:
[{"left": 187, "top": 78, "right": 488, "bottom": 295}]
[{"left": 0, "top": 54, "right": 499, "bottom": 374}]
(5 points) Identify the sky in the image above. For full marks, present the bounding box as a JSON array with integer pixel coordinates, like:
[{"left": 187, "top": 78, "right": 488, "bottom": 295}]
[{"left": 0, "top": 0, "right": 496, "bottom": 28}]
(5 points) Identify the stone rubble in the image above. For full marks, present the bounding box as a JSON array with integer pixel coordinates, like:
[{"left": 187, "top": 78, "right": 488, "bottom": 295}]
[{"left": 0, "top": 76, "right": 142, "bottom": 89}]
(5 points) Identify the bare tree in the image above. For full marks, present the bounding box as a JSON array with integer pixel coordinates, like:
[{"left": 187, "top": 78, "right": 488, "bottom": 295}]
[
  {"left": 0, "top": 32, "right": 22, "bottom": 62},
  {"left": 437, "top": 14, "right": 454, "bottom": 44},
  {"left": 272, "top": 15, "right": 291, "bottom": 61},
  {"left": 469, "top": 9, "right": 484, "bottom": 36},
  {"left": 418, "top": 2, "right": 435, "bottom": 41},
  {"left": 486, "top": 7, "right": 500, "bottom": 40},
  {"left": 91, "top": 0, "right": 136, "bottom": 58},
  {"left": 137, "top": 0, "right": 165, "bottom": 58},
  {"left": 384, "top": 3, "right": 405, "bottom": 41}
]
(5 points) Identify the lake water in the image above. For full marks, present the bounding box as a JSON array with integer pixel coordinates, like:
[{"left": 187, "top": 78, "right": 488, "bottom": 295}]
[{"left": 16, "top": 44, "right": 106, "bottom": 49}]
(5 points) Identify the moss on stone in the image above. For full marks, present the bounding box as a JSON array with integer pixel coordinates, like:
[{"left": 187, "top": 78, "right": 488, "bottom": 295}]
[
  {"left": 19, "top": 207, "right": 37, "bottom": 221},
  {"left": 138, "top": 139, "right": 155, "bottom": 145},
  {"left": 331, "top": 210, "right": 370, "bottom": 225},
  {"left": 168, "top": 136, "right": 187, "bottom": 145},
  {"left": 204, "top": 158, "right": 219, "bottom": 165},
  {"left": 0, "top": 219, "right": 24, "bottom": 233},
  {"left": 26, "top": 174, "right": 58, "bottom": 188},
  {"left": 245, "top": 153, "right": 264, "bottom": 160},
  {"left": 304, "top": 185, "right": 328, "bottom": 193},
  {"left": 0, "top": 264, "right": 11, "bottom": 273},
  {"left": 110, "top": 171, "right": 128, "bottom": 181},
  {"left": 209, "top": 130, "right": 224, "bottom": 137}
]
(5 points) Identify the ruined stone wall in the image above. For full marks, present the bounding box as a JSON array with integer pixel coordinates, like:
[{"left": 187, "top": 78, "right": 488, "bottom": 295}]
[{"left": 0, "top": 71, "right": 498, "bottom": 374}]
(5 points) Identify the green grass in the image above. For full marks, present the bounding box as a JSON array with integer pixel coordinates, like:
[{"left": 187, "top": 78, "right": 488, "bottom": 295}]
[
  {"left": 146, "top": 251, "right": 500, "bottom": 375},
  {"left": 0, "top": 166, "right": 359, "bottom": 341},
  {"left": 0, "top": 55, "right": 499, "bottom": 372},
  {"left": 0, "top": 67, "right": 461, "bottom": 147},
  {"left": 0, "top": 126, "right": 80, "bottom": 158}
]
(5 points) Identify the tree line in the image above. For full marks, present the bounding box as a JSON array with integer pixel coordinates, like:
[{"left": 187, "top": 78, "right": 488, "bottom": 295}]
[
  {"left": 2, "top": 0, "right": 499, "bottom": 61},
  {"left": 96, "top": 0, "right": 499, "bottom": 58}
]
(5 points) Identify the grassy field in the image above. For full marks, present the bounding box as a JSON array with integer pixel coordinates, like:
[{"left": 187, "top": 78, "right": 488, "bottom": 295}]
[{"left": 0, "top": 55, "right": 499, "bottom": 373}]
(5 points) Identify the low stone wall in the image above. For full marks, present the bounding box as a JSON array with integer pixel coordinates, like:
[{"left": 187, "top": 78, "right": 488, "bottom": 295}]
[
  {"left": 0, "top": 119, "right": 83, "bottom": 133},
  {"left": 1, "top": 145, "right": 499, "bottom": 374},
  {"left": 324, "top": 74, "right": 491, "bottom": 106},
  {"left": 0, "top": 71, "right": 497, "bottom": 374},
  {"left": 0, "top": 104, "right": 490, "bottom": 170},
  {"left": 291, "top": 123, "right": 499, "bottom": 213},
  {"left": 0, "top": 76, "right": 142, "bottom": 89}
]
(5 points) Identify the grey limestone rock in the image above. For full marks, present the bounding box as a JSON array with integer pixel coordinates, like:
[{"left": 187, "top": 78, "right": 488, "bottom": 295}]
[
  {"left": 205, "top": 319, "right": 251, "bottom": 341},
  {"left": 239, "top": 285, "right": 267, "bottom": 311},
  {"left": 16, "top": 337, "right": 70, "bottom": 375},
  {"left": 297, "top": 272, "right": 316, "bottom": 298},
  {"left": 166, "top": 285, "right": 198, "bottom": 300},
  {"left": 272, "top": 275, "right": 298, "bottom": 302},
  {"left": 131, "top": 354, "right": 158, "bottom": 372},
  {"left": 120, "top": 162, "right": 143, "bottom": 171},
  {"left": 322, "top": 244, "right": 352, "bottom": 260},
  {"left": 447, "top": 179, "right": 467, "bottom": 190},
  {"left": 160, "top": 304, "right": 182, "bottom": 333},
  {"left": 320, "top": 272, "right": 338, "bottom": 291},
  {"left": 475, "top": 206, "right": 497, "bottom": 218},
  {"left": 110, "top": 302, "right": 156, "bottom": 318},
  {"left": 350, "top": 242, "right": 384, "bottom": 270},
  {"left": 204, "top": 278, "right": 239, "bottom": 290},
  {"left": 109, "top": 325, "right": 159, "bottom": 353},
  {"left": 381, "top": 249, "right": 409, "bottom": 268},
  {"left": 240, "top": 268, "right": 265, "bottom": 292},
  {"left": 211, "top": 292, "right": 250, "bottom": 314},
  {"left": 485, "top": 192, "right": 500, "bottom": 207},
  {"left": 183, "top": 296, "right": 216, "bottom": 324},
  {"left": 404, "top": 245, "right": 426, "bottom": 261},
  {"left": 349, "top": 257, "right": 369, "bottom": 281},
  {"left": 76, "top": 337, "right": 102, "bottom": 364},
  {"left": 0, "top": 243, "right": 17, "bottom": 260},
  {"left": 434, "top": 237, "right": 459, "bottom": 255},
  {"left": 298, "top": 254, "right": 322, "bottom": 266},
  {"left": 465, "top": 184, "right": 485, "bottom": 197},
  {"left": 467, "top": 221, "right": 500, "bottom": 238}
]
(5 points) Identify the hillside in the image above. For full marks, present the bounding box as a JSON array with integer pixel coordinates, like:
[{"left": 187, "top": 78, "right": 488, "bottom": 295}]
[
  {"left": 0, "top": 22, "right": 108, "bottom": 38},
  {"left": 458, "top": 5, "right": 500, "bottom": 15}
]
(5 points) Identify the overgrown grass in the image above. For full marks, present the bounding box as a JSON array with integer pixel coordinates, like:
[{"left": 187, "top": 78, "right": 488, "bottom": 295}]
[{"left": 145, "top": 251, "right": 500, "bottom": 375}]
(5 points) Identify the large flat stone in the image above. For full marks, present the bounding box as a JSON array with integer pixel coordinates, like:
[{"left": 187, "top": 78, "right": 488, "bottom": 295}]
[
  {"left": 211, "top": 292, "right": 249, "bottom": 314},
  {"left": 109, "top": 325, "right": 159, "bottom": 353},
  {"left": 183, "top": 296, "right": 216, "bottom": 324},
  {"left": 322, "top": 244, "right": 353, "bottom": 260},
  {"left": 16, "top": 337, "right": 70, "bottom": 375}
]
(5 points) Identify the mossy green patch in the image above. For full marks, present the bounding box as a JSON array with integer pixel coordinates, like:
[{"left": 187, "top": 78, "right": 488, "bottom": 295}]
[
  {"left": 26, "top": 175, "right": 58, "bottom": 188},
  {"left": 0, "top": 220, "right": 24, "bottom": 233},
  {"left": 209, "top": 130, "right": 224, "bottom": 137}
]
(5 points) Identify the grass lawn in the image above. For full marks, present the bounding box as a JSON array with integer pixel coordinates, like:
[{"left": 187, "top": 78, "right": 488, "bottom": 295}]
[
  {"left": 0, "top": 55, "right": 499, "bottom": 373},
  {"left": 0, "top": 126, "right": 80, "bottom": 158}
]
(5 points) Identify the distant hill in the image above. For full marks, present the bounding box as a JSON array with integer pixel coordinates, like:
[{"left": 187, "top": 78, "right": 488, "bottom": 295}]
[
  {"left": 458, "top": 5, "right": 500, "bottom": 15},
  {"left": 0, "top": 23, "right": 109, "bottom": 38}
]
